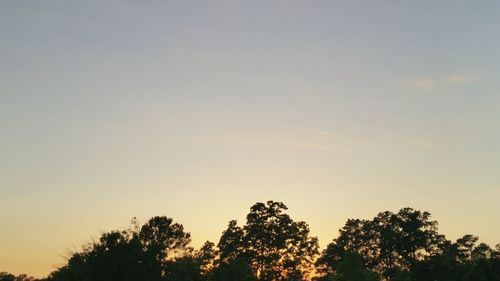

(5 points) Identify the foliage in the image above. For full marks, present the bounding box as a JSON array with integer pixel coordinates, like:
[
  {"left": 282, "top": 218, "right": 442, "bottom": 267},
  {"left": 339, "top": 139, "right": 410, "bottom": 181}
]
[
  {"left": 329, "top": 253, "right": 380, "bottom": 281},
  {"left": 0, "top": 273, "right": 38, "bottom": 281},
  {"left": 218, "top": 201, "right": 319, "bottom": 280},
  {"left": 4, "top": 202, "right": 500, "bottom": 281},
  {"left": 316, "top": 207, "right": 444, "bottom": 276},
  {"left": 316, "top": 208, "right": 500, "bottom": 281},
  {"left": 210, "top": 259, "right": 257, "bottom": 281},
  {"left": 45, "top": 216, "right": 192, "bottom": 281}
]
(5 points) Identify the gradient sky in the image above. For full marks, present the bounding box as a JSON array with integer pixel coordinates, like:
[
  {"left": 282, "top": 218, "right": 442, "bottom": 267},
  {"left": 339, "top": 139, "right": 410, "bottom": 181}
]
[{"left": 1, "top": 1, "right": 500, "bottom": 277}]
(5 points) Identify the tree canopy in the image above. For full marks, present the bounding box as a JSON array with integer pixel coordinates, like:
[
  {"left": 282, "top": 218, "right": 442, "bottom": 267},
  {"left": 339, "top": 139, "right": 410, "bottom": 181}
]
[
  {"left": 5, "top": 202, "right": 500, "bottom": 281},
  {"left": 218, "top": 201, "right": 319, "bottom": 280},
  {"left": 316, "top": 207, "right": 500, "bottom": 281}
]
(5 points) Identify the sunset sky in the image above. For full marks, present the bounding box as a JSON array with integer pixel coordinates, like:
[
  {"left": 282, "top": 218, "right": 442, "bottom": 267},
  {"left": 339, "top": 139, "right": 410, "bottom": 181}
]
[{"left": 1, "top": 1, "right": 500, "bottom": 277}]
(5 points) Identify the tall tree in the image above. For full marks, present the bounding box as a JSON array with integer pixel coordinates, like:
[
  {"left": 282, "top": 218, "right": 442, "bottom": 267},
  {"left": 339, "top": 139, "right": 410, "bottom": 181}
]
[
  {"left": 195, "top": 241, "right": 217, "bottom": 276},
  {"left": 454, "top": 234, "right": 479, "bottom": 262},
  {"left": 210, "top": 258, "right": 257, "bottom": 281},
  {"left": 218, "top": 201, "right": 319, "bottom": 280},
  {"left": 391, "top": 208, "right": 442, "bottom": 268},
  {"left": 316, "top": 219, "right": 377, "bottom": 274},
  {"left": 218, "top": 220, "right": 245, "bottom": 264},
  {"left": 46, "top": 216, "right": 192, "bottom": 281},
  {"left": 328, "top": 253, "right": 380, "bottom": 281},
  {"left": 318, "top": 208, "right": 443, "bottom": 278},
  {"left": 472, "top": 243, "right": 493, "bottom": 260}
]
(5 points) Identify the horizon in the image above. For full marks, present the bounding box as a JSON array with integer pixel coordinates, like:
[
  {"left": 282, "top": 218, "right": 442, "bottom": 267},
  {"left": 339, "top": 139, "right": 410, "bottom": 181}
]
[
  {"left": 2, "top": 201, "right": 498, "bottom": 278},
  {"left": 1, "top": 1, "right": 500, "bottom": 278}
]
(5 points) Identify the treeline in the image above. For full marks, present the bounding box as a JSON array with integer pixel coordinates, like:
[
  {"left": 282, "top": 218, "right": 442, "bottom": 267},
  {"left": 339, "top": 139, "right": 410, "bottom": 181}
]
[
  {"left": 0, "top": 273, "right": 37, "bottom": 281},
  {"left": 3, "top": 201, "right": 499, "bottom": 281}
]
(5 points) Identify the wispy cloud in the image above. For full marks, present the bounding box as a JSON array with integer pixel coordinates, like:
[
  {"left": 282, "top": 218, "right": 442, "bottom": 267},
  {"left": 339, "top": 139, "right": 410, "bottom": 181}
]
[
  {"left": 445, "top": 74, "right": 477, "bottom": 83},
  {"left": 412, "top": 73, "right": 478, "bottom": 92},
  {"left": 413, "top": 78, "right": 437, "bottom": 92},
  {"left": 210, "top": 137, "right": 273, "bottom": 147},
  {"left": 318, "top": 131, "right": 332, "bottom": 136},
  {"left": 283, "top": 141, "right": 338, "bottom": 151},
  {"left": 206, "top": 133, "right": 349, "bottom": 152}
]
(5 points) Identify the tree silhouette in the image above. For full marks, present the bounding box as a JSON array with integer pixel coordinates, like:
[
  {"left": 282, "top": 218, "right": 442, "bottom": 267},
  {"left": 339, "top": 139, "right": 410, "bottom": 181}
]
[
  {"left": 317, "top": 207, "right": 444, "bottom": 278},
  {"left": 195, "top": 241, "right": 217, "bottom": 276},
  {"left": 314, "top": 253, "right": 380, "bottom": 281},
  {"left": 210, "top": 259, "right": 257, "bottom": 281},
  {"left": 218, "top": 201, "right": 319, "bottom": 280},
  {"left": 7, "top": 202, "right": 499, "bottom": 281},
  {"left": 0, "top": 273, "right": 38, "bottom": 281},
  {"left": 46, "top": 216, "right": 192, "bottom": 281},
  {"left": 218, "top": 220, "right": 245, "bottom": 264}
]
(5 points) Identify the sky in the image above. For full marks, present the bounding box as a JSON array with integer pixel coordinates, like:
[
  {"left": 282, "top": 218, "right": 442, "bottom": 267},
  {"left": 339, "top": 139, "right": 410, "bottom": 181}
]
[{"left": 1, "top": 0, "right": 500, "bottom": 277}]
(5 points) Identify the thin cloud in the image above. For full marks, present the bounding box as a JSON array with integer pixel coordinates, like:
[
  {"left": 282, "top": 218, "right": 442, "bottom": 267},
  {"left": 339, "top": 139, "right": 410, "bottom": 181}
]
[
  {"left": 318, "top": 131, "right": 332, "bottom": 136},
  {"left": 412, "top": 74, "right": 478, "bottom": 92},
  {"left": 446, "top": 74, "right": 477, "bottom": 83},
  {"left": 413, "top": 78, "right": 437, "bottom": 92},
  {"left": 283, "top": 141, "right": 338, "bottom": 152},
  {"left": 207, "top": 134, "right": 349, "bottom": 152},
  {"left": 210, "top": 137, "right": 273, "bottom": 147}
]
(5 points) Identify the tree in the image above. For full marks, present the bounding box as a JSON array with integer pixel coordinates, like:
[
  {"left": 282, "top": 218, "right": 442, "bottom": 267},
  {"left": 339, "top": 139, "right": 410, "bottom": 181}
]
[
  {"left": 411, "top": 254, "right": 465, "bottom": 281},
  {"left": 316, "top": 219, "right": 377, "bottom": 274},
  {"left": 384, "top": 269, "right": 410, "bottom": 281},
  {"left": 217, "top": 201, "right": 319, "bottom": 280},
  {"left": 318, "top": 207, "right": 443, "bottom": 278},
  {"left": 462, "top": 258, "right": 500, "bottom": 281},
  {"left": 210, "top": 259, "right": 257, "bottom": 281},
  {"left": 218, "top": 220, "right": 245, "bottom": 264},
  {"left": 493, "top": 244, "right": 500, "bottom": 259},
  {"left": 20, "top": 202, "right": 500, "bottom": 281},
  {"left": 164, "top": 256, "right": 203, "bottom": 281},
  {"left": 46, "top": 216, "right": 193, "bottom": 281},
  {"left": 139, "top": 216, "right": 192, "bottom": 259},
  {"left": 195, "top": 241, "right": 217, "bottom": 276},
  {"left": 391, "top": 208, "right": 441, "bottom": 268},
  {"left": 473, "top": 243, "right": 493, "bottom": 260},
  {"left": 71, "top": 229, "right": 145, "bottom": 281},
  {"left": 372, "top": 211, "right": 400, "bottom": 272},
  {"left": 0, "top": 273, "right": 36, "bottom": 281},
  {"left": 330, "top": 253, "right": 380, "bottom": 281},
  {"left": 0, "top": 273, "right": 16, "bottom": 281},
  {"left": 454, "top": 234, "right": 479, "bottom": 262}
]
